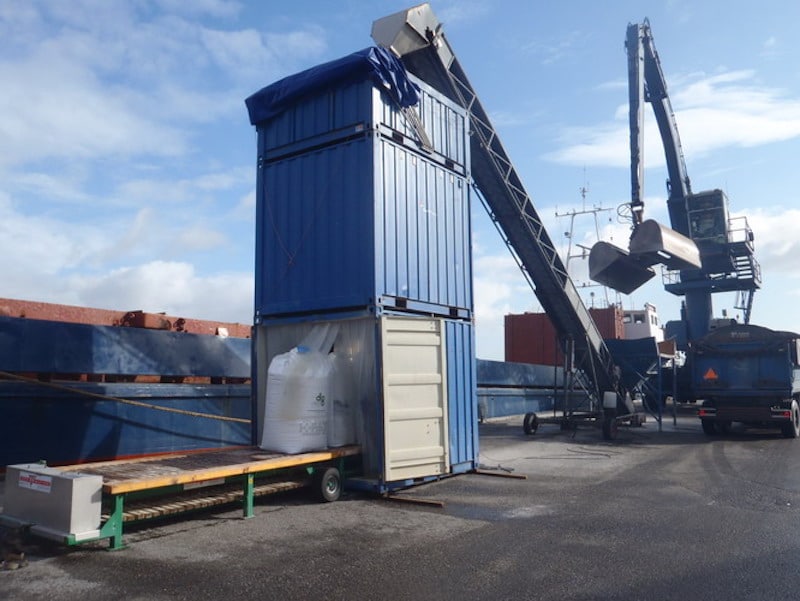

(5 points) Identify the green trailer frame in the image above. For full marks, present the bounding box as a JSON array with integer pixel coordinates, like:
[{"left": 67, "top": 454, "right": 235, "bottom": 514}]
[{"left": 2, "top": 446, "right": 360, "bottom": 550}]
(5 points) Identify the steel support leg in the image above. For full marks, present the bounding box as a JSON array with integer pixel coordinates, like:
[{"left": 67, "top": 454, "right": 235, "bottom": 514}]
[
  {"left": 99, "top": 494, "right": 125, "bottom": 550},
  {"left": 243, "top": 474, "right": 254, "bottom": 518}
]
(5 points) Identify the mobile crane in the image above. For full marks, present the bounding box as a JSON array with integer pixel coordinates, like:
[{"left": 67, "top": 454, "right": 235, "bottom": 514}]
[
  {"left": 590, "top": 20, "right": 783, "bottom": 435},
  {"left": 590, "top": 19, "right": 761, "bottom": 345}
]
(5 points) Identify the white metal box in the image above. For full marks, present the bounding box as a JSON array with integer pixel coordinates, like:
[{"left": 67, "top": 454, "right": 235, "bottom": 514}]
[{"left": 3, "top": 464, "right": 102, "bottom": 541}]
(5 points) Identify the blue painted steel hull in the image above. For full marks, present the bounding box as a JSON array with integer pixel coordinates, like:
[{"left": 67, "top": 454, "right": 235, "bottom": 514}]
[
  {"left": 0, "top": 315, "right": 254, "bottom": 467},
  {"left": 475, "top": 360, "right": 560, "bottom": 420},
  {"left": 0, "top": 382, "right": 251, "bottom": 467}
]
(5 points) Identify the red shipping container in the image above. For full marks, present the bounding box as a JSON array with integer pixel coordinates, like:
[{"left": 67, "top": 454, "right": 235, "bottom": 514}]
[
  {"left": 505, "top": 312, "right": 563, "bottom": 366},
  {"left": 505, "top": 307, "right": 623, "bottom": 366},
  {"left": 588, "top": 306, "right": 625, "bottom": 340}
]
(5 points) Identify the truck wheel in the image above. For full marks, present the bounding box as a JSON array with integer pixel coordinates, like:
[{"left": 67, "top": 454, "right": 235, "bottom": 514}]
[
  {"left": 315, "top": 467, "right": 341, "bottom": 502},
  {"left": 701, "top": 419, "right": 717, "bottom": 436},
  {"left": 781, "top": 401, "right": 800, "bottom": 439},
  {"left": 602, "top": 417, "right": 618, "bottom": 441},
  {"left": 523, "top": 413, "right": 539, "bottom": 435}
]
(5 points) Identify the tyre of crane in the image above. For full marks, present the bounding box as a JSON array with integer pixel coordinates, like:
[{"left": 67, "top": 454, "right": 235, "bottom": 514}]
[
  {"left": 523, "top": 413, "right": 539, "bottom": 436},
  {"left": 781, "top": 401, "right": 800, "bottom": 439},
  {"left": 701, "top": 419, "right": 717, "bottom": 436},
  {"left": 602, "top": 417, "right": 619, "bottom": 441},
  {"left": 315, "top": 467, "right": 342, "bottom": 503}
]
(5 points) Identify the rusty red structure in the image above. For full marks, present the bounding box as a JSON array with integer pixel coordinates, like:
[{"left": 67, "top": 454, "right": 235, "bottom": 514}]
[{"left": 0, "top": 298, "right": 251, "bottom": 338}]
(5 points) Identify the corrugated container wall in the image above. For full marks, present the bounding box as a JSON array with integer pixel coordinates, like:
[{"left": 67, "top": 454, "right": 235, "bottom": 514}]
[
  {"left": 445, "top": 319, "right": 478, "bottom": 473},
  {"left": 505, "top": 307, "right": 623, "bottom": 366},
  {"left": 254, "top": 71, "right": 471, "bottom": 321}
]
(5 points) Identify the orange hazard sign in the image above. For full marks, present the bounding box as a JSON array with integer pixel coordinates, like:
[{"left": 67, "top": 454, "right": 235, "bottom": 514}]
[{"left": 703, "top": 368, "right": 719, "bottom": 381}]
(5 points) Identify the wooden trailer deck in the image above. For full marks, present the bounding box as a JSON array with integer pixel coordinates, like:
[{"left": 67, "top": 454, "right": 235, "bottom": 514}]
[
  {"left": 34, "top": 445, "right": 361, "bottom": 549},
  {"left": 58, "top": 446, "right": 360, "bottom": 494}
]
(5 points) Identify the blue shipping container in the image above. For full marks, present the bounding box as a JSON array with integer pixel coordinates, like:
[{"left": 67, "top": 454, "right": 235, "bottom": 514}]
[
  {"left": 256, "top": 64, "right": 467, "bottom": 172},
  {"left": 446, "top": 319, "right": 479, "bottom": 474},
  {"left": 250, "top": 49, "right": 472, "bottom": 321}
]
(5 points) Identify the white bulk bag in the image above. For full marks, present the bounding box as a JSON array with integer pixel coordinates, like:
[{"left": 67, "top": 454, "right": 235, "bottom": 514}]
[{"left": 260, "top": 345, "right": 332, "bottom": 454}]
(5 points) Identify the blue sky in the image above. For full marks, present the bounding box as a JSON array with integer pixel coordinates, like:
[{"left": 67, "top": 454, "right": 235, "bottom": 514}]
[{"left": 2, "top": 0, "right": 800, "bottom": 360}]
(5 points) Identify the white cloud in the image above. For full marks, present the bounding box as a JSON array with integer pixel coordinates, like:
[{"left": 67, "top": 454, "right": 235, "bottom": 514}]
[
  {"left": 436, "top": 1, "right": 493, "bottom": 26},
  {"left": 232, "top": 189, "right": 255, "bottom": 220},
  {"left": 739, "top": 207, "right": 800, "bottom": 275},
  {"left": 174, "top": 225, "right": 229, "bottom": 252},
  {"left": 521, "top": 29, "right": 583, "bottom": 65},
  {"left": 157, "top": 0, "right": 243, "bottom": 20},
  {"left": 5, "top": 170, "right": 92, "bottom": 204},
  {"left": 472, "top": 251, "right": 538, "bottom": 360},
  {"left": 202, "top": 27, "right": 268, "bottom": 72},
  {"left": 0, "top": 4, "right": 329, "bottom": 170},
  {"left": 761, "top": 35, "right": 778, "bottom": 58},
  {"left": 70, "top": 260, "right": 253, "bottom": 323},
  {"left": 546, "top": 122, "right": 629, "bottom": 167},
  {"left": 0, "top": 54, "right": 187, "bottom": 167},
  {"left": 0, "top": 191, "right": 107, "bottom": 288},
  {"left": 547, "top": 70, "right": 800, "bottom": 168},
  {"left": 113, "top": 166, "right": 251, "bottom": 207}
]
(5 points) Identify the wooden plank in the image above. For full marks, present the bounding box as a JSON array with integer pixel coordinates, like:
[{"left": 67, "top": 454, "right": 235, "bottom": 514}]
[
  {"left": 101, "top": 479, "right": 309, "bottom": 522},
  {"left": 55, "top": 446, "right": 358, "bottom": 494},
  {"left": 56, "top": 446, "right": 253, "bottom": 472},
  {"left": 101, "top": 446, "right": 359, "bottom": 494}
]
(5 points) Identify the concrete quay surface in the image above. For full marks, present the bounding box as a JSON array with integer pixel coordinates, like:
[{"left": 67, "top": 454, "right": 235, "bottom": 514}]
[{"left": 3, "top": 413, "right": 800, "bottom": 601}]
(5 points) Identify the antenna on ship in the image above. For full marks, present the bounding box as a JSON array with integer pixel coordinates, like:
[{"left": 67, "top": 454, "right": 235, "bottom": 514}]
[{"left": 556, "top": 180, "right": 618, "bottom": 307}]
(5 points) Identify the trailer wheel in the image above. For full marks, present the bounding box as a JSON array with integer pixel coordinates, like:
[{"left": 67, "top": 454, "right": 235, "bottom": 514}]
[
  {"left": 315, "top": 467, "right": 342, "bottom": 502},
  {"left": 781, "top": 401, "right": 800, "bottom": 439},
  {"left": 523, "top": 413, "right": 539, "bottom": 435},
  {"left": 701, "top": 419, "right": 717, "bottom": 436},
  {"left": 602, "top": 417, "right": 618, "bottom": 441}
]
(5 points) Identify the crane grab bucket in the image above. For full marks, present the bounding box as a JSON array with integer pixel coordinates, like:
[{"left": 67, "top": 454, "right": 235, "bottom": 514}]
[
  {"left": 629, "top": 219, "right": 702, "bottom": 271},
  {"left": 589, "top": 241, "right": 656, "bottom": 294}
]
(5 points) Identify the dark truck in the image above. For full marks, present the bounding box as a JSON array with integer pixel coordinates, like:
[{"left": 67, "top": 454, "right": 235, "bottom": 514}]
[{"left": 691, "top": 324, "right": 800, "bottom": 438}]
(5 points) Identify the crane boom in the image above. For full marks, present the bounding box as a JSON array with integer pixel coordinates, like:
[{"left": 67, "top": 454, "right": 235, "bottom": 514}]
[{"left": 628, "top": 20, "right": 693, "bottom": 236}]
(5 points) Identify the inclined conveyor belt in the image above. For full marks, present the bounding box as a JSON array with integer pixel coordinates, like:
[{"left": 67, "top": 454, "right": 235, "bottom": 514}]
[{"left": 372, "top": 6, "right": 632, "bottom": 412}]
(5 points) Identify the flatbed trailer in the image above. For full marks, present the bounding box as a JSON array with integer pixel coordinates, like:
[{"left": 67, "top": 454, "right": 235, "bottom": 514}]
[{"left": 1, "top": 445, "right": 360, "bottom": 550}]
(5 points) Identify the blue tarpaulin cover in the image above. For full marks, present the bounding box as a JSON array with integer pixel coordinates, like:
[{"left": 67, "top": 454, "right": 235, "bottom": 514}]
[{"left": 245, "top": 46, "right": 420, "bottom": 125}]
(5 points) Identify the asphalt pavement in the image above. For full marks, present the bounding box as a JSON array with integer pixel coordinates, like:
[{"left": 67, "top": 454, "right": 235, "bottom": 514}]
[{"left": 3, "top": 411, "right": 800, "bottom": 601}]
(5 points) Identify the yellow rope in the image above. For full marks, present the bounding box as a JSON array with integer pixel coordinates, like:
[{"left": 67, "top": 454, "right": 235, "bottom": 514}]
[{"left": 0, "top": 371, "right": 251, "bottom": 424}]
